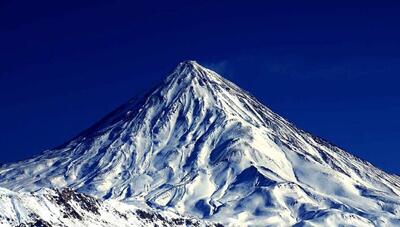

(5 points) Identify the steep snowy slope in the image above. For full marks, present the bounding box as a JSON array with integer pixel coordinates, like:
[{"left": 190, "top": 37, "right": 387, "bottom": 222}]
[
  {"left": 1, "top": 61, "right": 400, "bottom": 226},
  {"left": 0, "top": 187, "right": 220, "bottom": 227}
]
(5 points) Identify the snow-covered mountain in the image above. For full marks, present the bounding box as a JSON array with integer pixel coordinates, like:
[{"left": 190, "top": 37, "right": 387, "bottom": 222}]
[
  {"left": 1, "top": 61, "right": 400, "bottom": 226},
  {"left": 0, "top": 187, "right": 220, "bottom": 227}
]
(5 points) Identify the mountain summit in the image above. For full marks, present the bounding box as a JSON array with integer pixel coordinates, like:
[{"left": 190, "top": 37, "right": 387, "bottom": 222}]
[{"left": 1, "top": 61, "right": 400, "bottom": 226}]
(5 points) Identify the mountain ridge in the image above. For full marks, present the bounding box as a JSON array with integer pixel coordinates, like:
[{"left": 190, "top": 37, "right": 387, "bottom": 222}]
[{"left": 0, "top": 186, "right": 222, "bottom": 227}]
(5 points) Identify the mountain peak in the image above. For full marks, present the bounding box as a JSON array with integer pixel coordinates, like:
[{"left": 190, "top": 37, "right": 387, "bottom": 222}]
[
  {"left": 174, "top": 60, "right": 201, "bottom": 73},
  {"left": 165, "top": 60, "right": 221, "bottom": 90},
  {"left": 168, "top": 60, "right": 214, "bottom": 82},
  {"left": 179, "top": 60, "right": 199, "bottom": 67}
]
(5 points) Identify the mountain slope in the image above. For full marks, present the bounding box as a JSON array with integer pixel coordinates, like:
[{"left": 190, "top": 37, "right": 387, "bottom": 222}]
[
  {"left": 0, "top": 187, "right": 220, "bottom": 227},
  {"left": 1, "top": 61, "right": 400, "bottom": 226}
]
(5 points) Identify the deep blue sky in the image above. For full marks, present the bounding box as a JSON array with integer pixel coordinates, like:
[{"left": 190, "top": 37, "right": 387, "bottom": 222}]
[{"left": 1, "top": 1, "right": 399, "bottom": 174}]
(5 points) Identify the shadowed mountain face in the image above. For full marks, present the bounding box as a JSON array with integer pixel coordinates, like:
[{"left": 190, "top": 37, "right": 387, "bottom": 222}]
[{"left": 1, "top": 61, "right": 400, "bottom": 226}]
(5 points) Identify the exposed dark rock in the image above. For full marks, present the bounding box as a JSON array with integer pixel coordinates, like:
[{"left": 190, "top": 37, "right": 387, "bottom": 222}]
[
  {"left": 136, "top": 209, "right": 155, "bottom": 221},
  {"left": 47, "top": 188, "right": 100, "bottom": 220}
]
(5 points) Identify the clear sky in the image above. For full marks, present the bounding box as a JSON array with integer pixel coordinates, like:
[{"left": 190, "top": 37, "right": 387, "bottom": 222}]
[{"left": 1, "top": 1, "right": 399, "bottom": 174}]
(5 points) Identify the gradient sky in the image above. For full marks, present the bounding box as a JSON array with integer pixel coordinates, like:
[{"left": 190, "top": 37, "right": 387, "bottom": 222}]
[{"left": 1, "top": 1, "right": 399, "bottom": 174}]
